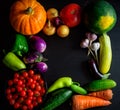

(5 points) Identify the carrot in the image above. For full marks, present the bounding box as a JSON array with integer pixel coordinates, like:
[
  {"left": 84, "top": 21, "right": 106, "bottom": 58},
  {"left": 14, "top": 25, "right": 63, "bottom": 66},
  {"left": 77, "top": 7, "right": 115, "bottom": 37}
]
[
  {"left": 72, "top": 95, "right": 111, "bottom": 110},
  {"left": 88, "top": 89, "right": 113, "bottom": 100}
]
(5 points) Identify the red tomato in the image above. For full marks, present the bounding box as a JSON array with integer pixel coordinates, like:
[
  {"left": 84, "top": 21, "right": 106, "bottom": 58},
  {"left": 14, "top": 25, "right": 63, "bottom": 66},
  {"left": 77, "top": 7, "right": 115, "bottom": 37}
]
[
  {"left": 20, "top": 90, "right": 26, "bottom": 97},
  {"left": 6, "top": 69, "right": 46, "bottom": 109},
  {"left": 60, "top": 3, "right": 82, "bottom": 27},
  {"left": 14, "top": 102, "right": 20, "bottom": 109}
]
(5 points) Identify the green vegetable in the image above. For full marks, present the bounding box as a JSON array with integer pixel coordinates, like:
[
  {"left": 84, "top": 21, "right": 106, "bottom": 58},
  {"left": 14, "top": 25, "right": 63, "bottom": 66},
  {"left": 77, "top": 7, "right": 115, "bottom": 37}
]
[
  {"left": 41, "top": 88, "right": 73, "bottom": 110},
  {"left": 84, "top": 0, "right": 117, "bottom": 34},
  {"left": 84, "top": 79, "right": 116, "bottom": 92},
  {"left": 12, "top": 34, "right": 29, "bottom": 57},
  {"left": 2, "top": 52, "right": 26, "bottom": 71},
  {"left": 47, "top": 77, "right": 73, "bottom": 93},
  {"left": 70, "top": 84, "right": 87, "bottom": 95},
  {"left": 99, "top": 33, "right": 112, "bottom": 74}
]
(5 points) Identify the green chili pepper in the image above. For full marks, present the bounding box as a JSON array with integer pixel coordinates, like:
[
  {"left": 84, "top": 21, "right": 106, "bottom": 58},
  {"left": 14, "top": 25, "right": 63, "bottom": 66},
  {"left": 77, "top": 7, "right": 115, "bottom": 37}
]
[
  {"left": 12, "top": 34, "right": 29, "bottom": 57},
  {"left": 2, "top": 52, "right": 26, "bottom": 71},
  {"left": 70, "top": 84, "right": 87, "bottom": 95},
  {"left": 47, "top": 77, "right": 73, "bottom": 94}
]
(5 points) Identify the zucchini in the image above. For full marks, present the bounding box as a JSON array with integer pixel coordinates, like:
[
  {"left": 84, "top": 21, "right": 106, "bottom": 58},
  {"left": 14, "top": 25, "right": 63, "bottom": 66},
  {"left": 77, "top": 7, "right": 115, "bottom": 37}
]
[
  {"left": 41, "top": 88, "right": 73, "bottom": 110},
  {"left": 99, "top": 33, "right": 112, "bottom": 74},
  {"left": 84, "top": 79, "right": 116, "bottom": 92}
]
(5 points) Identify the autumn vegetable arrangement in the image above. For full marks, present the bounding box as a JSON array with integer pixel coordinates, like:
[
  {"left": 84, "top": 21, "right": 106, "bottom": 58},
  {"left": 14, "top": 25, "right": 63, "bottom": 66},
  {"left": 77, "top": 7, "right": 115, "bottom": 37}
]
[
  {"left": 2, "top": 0, "right": 117, "bottom": 110},
  {"left": 43, "top": 3, "right": 82, "bottom": 38}
]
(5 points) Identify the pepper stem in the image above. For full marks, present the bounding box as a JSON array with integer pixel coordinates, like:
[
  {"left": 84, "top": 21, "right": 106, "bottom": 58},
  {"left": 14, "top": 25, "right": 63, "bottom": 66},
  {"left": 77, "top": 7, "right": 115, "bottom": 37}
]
[{"left": 72, "top": 82, "right": 80, "bottom": 86}]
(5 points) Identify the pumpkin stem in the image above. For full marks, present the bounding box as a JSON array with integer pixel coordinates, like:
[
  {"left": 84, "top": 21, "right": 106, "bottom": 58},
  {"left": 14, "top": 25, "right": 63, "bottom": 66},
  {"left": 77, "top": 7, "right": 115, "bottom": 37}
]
[{"left": 25, "top": 7, "right": 33, "bottom": 14}]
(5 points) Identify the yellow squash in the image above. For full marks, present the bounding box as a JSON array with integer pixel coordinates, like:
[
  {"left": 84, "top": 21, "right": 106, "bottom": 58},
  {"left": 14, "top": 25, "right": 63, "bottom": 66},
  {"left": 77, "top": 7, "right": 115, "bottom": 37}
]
[{"left": 99, "top": 33, "right": 112, "bottom": 74}]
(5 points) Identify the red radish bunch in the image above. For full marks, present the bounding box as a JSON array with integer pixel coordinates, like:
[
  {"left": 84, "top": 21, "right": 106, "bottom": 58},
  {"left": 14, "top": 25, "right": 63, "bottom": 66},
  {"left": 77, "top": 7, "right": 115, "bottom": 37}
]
[{"left": 6, "top": 69, "right": 46, "bottom": 110}]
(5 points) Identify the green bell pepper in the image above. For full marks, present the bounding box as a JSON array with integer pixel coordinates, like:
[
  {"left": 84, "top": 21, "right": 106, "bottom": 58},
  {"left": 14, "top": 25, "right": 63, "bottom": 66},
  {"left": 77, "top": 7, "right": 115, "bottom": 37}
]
[
  {"left": 12, "top": 34, "right": 29, "bottom": 57},
  {"left": 2, "top": 52, "right": 26, "bottom": 71}
]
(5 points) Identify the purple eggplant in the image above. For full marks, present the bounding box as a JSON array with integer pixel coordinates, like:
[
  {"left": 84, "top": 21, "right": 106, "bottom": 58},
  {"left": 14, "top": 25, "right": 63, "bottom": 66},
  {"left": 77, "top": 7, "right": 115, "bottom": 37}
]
[
  {"left": 88, "top": 58, "right": 110, "bottom": 79},
  {"left": 33, "top": 62, "right": 48, "bottom": 73},
  {"left": 23, "top": 51, "right": 47, "bottom": 64},
  {"left": 30, "top": 36, "right": 47, "bottom": 53}
]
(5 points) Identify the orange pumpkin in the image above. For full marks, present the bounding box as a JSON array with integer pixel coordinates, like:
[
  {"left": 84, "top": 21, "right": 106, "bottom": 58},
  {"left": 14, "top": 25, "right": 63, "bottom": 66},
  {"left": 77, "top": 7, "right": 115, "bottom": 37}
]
[{"left": 10, "top": 0, "right": 47, "bottom": 35}]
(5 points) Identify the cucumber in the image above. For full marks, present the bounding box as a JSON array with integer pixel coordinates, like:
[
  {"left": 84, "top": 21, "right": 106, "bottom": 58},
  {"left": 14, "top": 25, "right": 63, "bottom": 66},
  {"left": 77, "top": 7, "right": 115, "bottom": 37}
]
[
  {"left": 99, "top": 33, "right": 112, "bottom": 74},
  {"left": 41, "top": 88, "right": 73, "bottom": 110},
  {"left": 84, "top": 79, "right": 116, "bottom": 92}
]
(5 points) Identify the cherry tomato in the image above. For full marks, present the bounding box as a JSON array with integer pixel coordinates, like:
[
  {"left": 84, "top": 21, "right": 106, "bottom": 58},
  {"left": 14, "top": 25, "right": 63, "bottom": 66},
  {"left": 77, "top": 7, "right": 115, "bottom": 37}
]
[
  {"left": 35, "top": 85, "right": 41, "bottom": 91},
  {"left": 33, "top": 75, "right": 38, "bottom": 81},
  {"left": 8, "top": 80, "right": 13, "bottom": 86},
  {"left": 33, "top": 101, "right": 38, "bottom": 107},
  {"left": 17, "top": 80, "right": 23, "bottom": 86},
  {"left": 28, "top": 96, "right": 33, "bottom": 100},
  {"left": 28, "top": 90, "right": 34, "bottom": 97},
  {"left": 33, "top": 96, "right": 37, "bottom": 101},
  {"left": 28, "top": 104, "right": 34, "bottom": 109},
  {"left": 33, "top": 80, "right": 36, "bottom": 84},
  {"left": 25, "top": 99, "right": 32, "bottom": 105},
  {"left": 20, "top": 90, "right": 26, "bottom": 97},
  {"left": 13, "top": 94, "right": 18, "bottom": 99},
  {"left": 9, "top": 99, "right": 15, "bottom": 105},
  {"left": 19, "top": 76, "right": 24, "bottom": 80},
  {"left": 37, "top": 96, "right": 42, "bottom": 103},
  {"left": 41, "top": 88, "right": 46, "bottom": 95},
  {"left": 17, "top": 86, "right": 23, "bottom": 92},
  {"left": 30, "top": 83, "right": 35, "bottom": 89},
  {"left": 14, "top": 73, "right": 19, "bottom": 79},
  {"left": 22, "top": 105, "right": 28, "bottom": 110},
  {"left": 39, "top": 79, "right": 44, "bottom": 85},
  {"left": 6, "top": 69, "right": 46, "bottom": 110},
  {"left": 13, "top": 78, "right": 18, "bottom": 84},
  {"left": 22, "top": 71, "right": 28, "bottom": 78},
  {"left": 6, "top": 88, "right": 11, "bottom": 94},
  {"left": 14, "top": 102, "right": 20, "bottom": 109},
  {"left": 18, "top": 97, "right": 24, "bottom": 103},
  {"left": 34, "top": 90, "right": 40, "bottom": 96},
  {"left": 7, "top": 94, "right": 12, "bottom": 100},
  {"left": 36, "top": 74, "right": 41, "bottom": 80},
  {"left": 28, "top": 70, "right": 34, "bottom": 76},
  {"left": 11, "top": 87, "right": 16, "bottom": 92}
]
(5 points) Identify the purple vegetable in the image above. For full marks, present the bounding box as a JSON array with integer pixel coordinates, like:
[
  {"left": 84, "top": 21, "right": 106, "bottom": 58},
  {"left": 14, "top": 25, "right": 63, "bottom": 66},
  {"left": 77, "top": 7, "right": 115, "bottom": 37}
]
[
  {"left": 23, "top": 51, "right": 45, "bottom": 64},
  {"left": 34, "top": 62, "right": 48, "bottom": 73},
  {"left": 30, "top": 36, "right": 47, "bottom": 53},
  {"left": 88, "top": 58, "right": 110, "bottom": 79},
  {"left": 52, "top": 17, "right": 63, "bottom": 27}
]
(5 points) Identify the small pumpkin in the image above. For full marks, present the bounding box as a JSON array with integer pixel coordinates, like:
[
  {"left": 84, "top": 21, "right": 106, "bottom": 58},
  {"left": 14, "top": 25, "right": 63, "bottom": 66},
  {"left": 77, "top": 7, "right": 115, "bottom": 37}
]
[{"left": 10, "top": 0, "right": 47, "bottom": 35}]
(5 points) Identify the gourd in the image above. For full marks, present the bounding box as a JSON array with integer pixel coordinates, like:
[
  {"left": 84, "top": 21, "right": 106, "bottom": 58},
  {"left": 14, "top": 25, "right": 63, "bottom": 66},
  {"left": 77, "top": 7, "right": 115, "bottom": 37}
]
[
  {"left": 84, "top": 0, "right": 117, "bottom": 34},
  {"left": 99, "top": 33, "right": 112, "bottom": 74},
  {"left": 10, "top": 0, "right": 47, "bottom": 35}
]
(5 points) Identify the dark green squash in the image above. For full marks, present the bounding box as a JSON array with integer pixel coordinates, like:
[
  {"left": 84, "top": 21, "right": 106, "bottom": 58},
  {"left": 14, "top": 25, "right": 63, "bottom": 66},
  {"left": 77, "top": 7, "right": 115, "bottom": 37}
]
[{"left": 84, "top": 0, "right": 117, "bottom": 34}]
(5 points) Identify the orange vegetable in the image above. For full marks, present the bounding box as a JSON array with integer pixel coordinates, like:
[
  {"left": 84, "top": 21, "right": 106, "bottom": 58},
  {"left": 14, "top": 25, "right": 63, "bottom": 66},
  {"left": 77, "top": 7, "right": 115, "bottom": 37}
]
[
  {"left": 88, "top": 89, "right": 113, "bottom": 100},
  {"left": 10, "top": 0, "right": 46, "bottom": 35},
  {"left": 72, "top": 95, "right": 111, "bottom": 110}
]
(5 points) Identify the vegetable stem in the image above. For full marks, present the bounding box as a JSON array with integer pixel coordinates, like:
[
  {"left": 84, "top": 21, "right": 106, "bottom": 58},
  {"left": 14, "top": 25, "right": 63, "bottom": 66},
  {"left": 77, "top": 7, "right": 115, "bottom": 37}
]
[
  {"left": 25, "top": 7, "right": 34, "bottom": 15},
  {"left": 88, "top": 47, "right": 96, "bottom": 60},
  {"left": 95, "top": 50, "right": 99, "bottom": 65}
]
